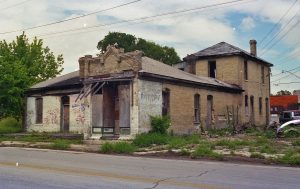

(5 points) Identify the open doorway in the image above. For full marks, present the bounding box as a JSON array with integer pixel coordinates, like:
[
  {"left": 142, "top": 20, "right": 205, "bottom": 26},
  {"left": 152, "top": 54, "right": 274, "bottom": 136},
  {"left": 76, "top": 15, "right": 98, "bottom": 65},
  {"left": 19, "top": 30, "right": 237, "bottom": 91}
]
[{"left": 61, "top": 96, "right": 70, "bottom": 132}]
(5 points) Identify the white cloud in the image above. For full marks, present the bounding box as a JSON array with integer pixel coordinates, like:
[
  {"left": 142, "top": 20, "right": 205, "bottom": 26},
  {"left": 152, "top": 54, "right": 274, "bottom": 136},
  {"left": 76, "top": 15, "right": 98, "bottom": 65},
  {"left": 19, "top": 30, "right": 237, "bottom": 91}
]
[{"left": 240, "top": 16, "right": 255, "bottom": 31}]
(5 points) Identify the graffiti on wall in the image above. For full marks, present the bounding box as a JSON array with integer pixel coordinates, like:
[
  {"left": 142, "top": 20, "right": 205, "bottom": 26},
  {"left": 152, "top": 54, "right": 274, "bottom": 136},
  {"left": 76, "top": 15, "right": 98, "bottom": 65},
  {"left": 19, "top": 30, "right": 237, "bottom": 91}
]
[
  {"left": 44, "top": 108, "right": 59, "bottom": 125},
  {"left": 71, "top": 103, "right": 86, "bottom": 125}
]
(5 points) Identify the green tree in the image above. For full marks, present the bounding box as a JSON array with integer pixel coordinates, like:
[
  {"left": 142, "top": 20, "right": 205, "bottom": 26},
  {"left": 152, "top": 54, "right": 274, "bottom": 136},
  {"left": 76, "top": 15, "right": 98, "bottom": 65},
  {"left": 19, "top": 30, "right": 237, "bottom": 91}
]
[
  {"left": 276, "top": 90, "right": 291, "bottom": 95},
  {"left": 97, "top": 32, "right": 181, "bottom": 65},
  {"left": 0, "top": 33, "right": 64, "bottom": 119}
]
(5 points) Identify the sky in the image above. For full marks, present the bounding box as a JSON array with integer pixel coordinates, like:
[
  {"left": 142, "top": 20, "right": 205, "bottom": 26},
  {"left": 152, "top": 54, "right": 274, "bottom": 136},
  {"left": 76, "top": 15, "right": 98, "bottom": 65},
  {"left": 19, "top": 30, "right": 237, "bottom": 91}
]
[{"left": 0, "top": 0, "right": 299, "bottom": 94}]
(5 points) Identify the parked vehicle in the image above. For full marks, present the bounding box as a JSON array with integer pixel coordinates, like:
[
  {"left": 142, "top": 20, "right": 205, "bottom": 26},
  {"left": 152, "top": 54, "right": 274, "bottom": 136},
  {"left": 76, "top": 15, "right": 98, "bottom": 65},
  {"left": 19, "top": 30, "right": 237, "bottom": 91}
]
[
  {"left": 276, "top": 119, "right": 300, "bottom": 137},
  {"left": 279, "top": 110, "right": 300, "bottom": 124}
]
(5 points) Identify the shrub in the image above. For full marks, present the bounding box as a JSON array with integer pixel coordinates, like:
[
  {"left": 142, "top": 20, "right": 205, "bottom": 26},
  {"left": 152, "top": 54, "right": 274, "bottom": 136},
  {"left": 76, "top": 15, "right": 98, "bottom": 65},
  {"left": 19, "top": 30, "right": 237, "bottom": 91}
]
[
  {"left": 100, "top": 142, "right": 136, "bottom": 154},
  {"left": 100, "top": 142, "right": 114, "bottom": 153},
  {"left": 133, "top": 133, "right": 168, "bottom": 147},
  {"left": 0, "top": 117, "right": 22, "bottom": 133},
  {"left": 150, "top": 115, "right": 170, "bottom": 134},
  {"left": 51, "top": 140, "right": 70, "bottom": 150}
]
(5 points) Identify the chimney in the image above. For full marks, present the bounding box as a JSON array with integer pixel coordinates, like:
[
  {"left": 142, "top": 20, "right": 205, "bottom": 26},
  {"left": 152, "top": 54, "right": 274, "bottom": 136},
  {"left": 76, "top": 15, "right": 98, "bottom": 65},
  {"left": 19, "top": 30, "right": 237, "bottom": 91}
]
[{"left": 249, "top": 39, "right": 257, "bottom": 56}]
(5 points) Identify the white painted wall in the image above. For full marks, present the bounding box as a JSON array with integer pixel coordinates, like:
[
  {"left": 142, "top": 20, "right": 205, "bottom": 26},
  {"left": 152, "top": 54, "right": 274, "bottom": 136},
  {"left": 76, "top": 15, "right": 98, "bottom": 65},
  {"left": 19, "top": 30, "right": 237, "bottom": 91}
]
[
  {"left": 26, "top": 96, "right": 61, "bottom": 132},
  {"left": 138, "top": 80, "right": 162, "bottom": 133}
]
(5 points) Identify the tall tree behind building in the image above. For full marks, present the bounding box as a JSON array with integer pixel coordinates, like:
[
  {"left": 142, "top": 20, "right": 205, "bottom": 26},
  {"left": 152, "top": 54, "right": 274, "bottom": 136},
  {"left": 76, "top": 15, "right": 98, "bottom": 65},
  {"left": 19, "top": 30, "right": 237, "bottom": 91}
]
[
  {"left": 97, "top": 32, "right": 181, "bottom": 65},
  {"left": 276, "top": 90, "right": 292, "bottom": 95},
  {"left": 0, "top": 33, "right": 64, "bottom": 119}
]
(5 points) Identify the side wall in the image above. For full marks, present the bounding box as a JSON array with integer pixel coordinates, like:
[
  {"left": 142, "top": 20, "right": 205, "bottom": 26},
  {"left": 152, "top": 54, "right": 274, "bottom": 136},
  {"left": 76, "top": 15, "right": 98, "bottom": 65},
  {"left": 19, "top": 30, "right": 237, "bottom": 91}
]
[
  {"left": 26, "top": 94, "right": 90, "bottom": 133},
  {"left": 138, "top": 80, "right": 162, "bottom": 133},
  {"left": 162, "top": 83, "right": 241, "bottom": 134},
  {"left": 194, "top": 56, "right": 270, "bottom": 126}
]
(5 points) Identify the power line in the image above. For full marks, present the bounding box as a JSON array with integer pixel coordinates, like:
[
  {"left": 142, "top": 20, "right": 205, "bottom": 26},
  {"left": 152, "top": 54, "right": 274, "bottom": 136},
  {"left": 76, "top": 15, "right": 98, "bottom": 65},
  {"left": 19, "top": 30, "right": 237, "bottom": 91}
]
[
  {"left": 271, "top": 69, "right": 300, "bottom": 83},
  {"left": 274, "top": 81, "right": 300, "bottom": 85},
  {"left": 30, "top": 0, "right": 252, "bottom": 39},
  {"left": 272, "top": 66, "right": 300, "bottom": 77},
  {"left": 38, "top": 0, "right": 255, "bottom": 40},
  {"left": 0, "top": 0, "right": 142, "bottom": 35},
  {"left": 0, "top": 0, "right": 33, "bottom": 11},
  {"left": 259, "top": 0, "right": 298, "bottom": 44},
  {"left": 260, "top": 19, "right": 300, "bottom": 56},
  {"left": 259, "top": 12, "right": 300, "bottom": 55}
]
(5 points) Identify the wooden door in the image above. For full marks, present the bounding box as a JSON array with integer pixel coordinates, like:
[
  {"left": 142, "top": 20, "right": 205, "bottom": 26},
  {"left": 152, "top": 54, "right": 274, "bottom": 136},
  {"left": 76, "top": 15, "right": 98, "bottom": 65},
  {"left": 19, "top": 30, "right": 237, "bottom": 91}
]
[{"left": 61, "top": 96, "right": 70, "bottom": 132}]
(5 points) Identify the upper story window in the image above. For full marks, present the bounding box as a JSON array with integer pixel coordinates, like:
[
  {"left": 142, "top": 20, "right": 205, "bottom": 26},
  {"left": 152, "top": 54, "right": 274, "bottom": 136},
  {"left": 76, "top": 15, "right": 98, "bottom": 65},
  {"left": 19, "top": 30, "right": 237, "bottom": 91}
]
[
  {"left": 244, "top": 60, "right": 248, "bottom": 80},
  {"left": 35, "top": 97, "right": 43, "bottom": 124},
  {"left": 208, "top": 60, "right": 216, "bottom": 78},
  {"left": 261, "top": 65, "right": 264, "bottom": 84}
]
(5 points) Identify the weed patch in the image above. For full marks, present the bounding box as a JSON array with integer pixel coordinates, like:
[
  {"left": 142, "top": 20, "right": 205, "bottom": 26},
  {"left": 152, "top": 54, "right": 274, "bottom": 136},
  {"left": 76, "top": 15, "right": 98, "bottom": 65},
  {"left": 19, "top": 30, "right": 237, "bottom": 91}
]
[
  {"left": 100, "top": 142, "right": 136, "bottom": 154},
  {"left": 192, "top": 145, "right": 223, "bottom": 160},
  {"left": 51, "top": 140, "right": 70, "bottom": 149},
  {"left": 250, "top": 153, "right": 265, "bottom": 159},
  {"left": 0, "top": 118, "right": 22, "bottom": 134}
]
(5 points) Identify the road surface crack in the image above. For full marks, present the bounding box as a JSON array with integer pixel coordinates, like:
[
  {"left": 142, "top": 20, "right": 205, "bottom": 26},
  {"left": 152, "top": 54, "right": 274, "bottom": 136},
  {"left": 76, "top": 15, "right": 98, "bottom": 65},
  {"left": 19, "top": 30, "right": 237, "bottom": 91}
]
[{"left": 145, "top": 169, "right": 213, "bottom": 189}]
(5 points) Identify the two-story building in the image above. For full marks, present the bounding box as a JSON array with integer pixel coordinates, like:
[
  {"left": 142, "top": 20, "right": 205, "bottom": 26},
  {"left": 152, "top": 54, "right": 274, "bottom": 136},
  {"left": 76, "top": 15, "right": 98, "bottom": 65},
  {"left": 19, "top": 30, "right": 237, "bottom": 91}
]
[{"left": 25, "top": 40, "right": 272, "bottom": 139}]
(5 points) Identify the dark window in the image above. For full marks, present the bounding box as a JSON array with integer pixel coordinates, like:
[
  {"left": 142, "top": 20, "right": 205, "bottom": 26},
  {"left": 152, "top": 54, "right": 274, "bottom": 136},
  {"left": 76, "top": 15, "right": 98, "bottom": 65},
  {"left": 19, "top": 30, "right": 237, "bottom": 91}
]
[
  {"left": 36, "top": 98, "right": 43, "bottom": 124},
  {"left": 162, "top": 89, "right": 170, "bottom": 116},
  {"left": 194, "top": 94, "right": 200, "bottom": 123},
  {"left": 244, "top": 60, "right": 248, "bottom": 80},
  {"left": 261, "top": 65, "right": 264, "bottom": 84},
  {"left": 283, "top": 112, "right": 291, "bottom": 119},
  {"left": 294, "top": 111, "right": 300, "bottom": 116},
  {"left": 259, "top": 97, "right": 262, "bottom": 115},
  {"left": 208, "top": 60, "right": 216, "bottom": 78},
  {"left": 245, "top": 95, "right": 249, "bottom": 115}
]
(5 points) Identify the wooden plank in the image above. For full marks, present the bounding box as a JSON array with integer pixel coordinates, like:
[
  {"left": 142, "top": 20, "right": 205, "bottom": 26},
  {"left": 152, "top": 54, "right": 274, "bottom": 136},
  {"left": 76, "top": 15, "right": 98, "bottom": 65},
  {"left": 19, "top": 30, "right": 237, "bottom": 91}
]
[
  {"left": 92, "top": 94, "right": 103, "bottom": 128},
  {"left": 119, "top": 84, "right": 130, "bottom": 128}
]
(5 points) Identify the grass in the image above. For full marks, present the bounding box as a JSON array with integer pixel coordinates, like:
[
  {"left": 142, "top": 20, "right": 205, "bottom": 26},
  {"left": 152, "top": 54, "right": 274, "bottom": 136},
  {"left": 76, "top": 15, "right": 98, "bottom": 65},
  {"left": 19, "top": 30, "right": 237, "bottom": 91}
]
[
  {"left": 0, "top": 117, "right": 22, "bottom": 134},
  {"left": 277, "top": 151, "right": 300, "bottom": 165},
  {"left": 0, "top": 133, "right": 83, "bottom": 144},
  {"left": 214, "top": 139, "right": 251, "bottom": 150},
  {"left": 292, "top": 140, "right": 300, "bottom": 146},
  {"left": 100, "top": 142, "right": 137, "bottom": 154},
  {"left": 259, "top": 144, "right": 277, "bottom": 154},
  {"left": 133, "top": 133, "right": 169, "bottom": 147},
  {"left": 51, "top": 140, "right": 71, "bottom": 150},
  {"left": 192, "top": 145, "right": 223, "bottom": 160}
]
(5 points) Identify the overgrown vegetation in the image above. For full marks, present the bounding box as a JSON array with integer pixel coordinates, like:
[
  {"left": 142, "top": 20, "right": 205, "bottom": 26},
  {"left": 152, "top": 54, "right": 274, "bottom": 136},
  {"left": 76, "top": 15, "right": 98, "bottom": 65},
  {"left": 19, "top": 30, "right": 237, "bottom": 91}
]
[
  {"left": 150, "top": 115, "right": 171, "bottom": 134},
  {"left": 51, "top": 140, "right": 71, "bottom": 150},
  {"left": 100, "top": 142, "right": 136, "bottom": 154},
  {"left": 0, "top": 117, "right": 22, "bottom": 133}
]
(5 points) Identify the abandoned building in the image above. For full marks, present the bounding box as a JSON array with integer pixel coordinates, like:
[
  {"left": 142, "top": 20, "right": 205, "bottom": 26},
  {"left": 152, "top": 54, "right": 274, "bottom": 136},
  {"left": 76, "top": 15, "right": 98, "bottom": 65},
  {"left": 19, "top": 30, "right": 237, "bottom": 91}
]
[{"left": 25, "top": 40, "right": 273, "bottom": 139}]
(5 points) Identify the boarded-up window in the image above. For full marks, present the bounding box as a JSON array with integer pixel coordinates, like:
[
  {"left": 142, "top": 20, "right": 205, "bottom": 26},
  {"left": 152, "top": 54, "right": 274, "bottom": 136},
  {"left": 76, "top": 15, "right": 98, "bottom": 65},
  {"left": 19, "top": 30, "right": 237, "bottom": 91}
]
[
  {"left": 36, "top": 98, "right": 43, "bottom": 124},
  {"left": 194, "top": 94, "right": 200, "bottom": 123},
  {"left": 162, "top": 89, "right": 170, "bottom": 116},
  {"left": 259, "top": 97, "right": 262, "bottom": 115},
  {"left": 244, "top": 60, "right": 248, "bottom": 80}
]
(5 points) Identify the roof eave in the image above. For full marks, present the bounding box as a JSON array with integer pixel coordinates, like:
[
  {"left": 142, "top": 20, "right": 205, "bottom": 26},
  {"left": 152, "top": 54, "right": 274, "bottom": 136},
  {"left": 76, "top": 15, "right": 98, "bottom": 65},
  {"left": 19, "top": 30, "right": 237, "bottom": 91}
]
[{"left": 138, "top": 72, "right": 243, "bottom": 93}]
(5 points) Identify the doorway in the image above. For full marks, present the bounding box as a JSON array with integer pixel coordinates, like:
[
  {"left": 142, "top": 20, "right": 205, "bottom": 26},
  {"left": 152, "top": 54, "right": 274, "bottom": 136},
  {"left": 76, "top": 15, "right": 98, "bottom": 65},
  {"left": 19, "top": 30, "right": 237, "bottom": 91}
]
[
  {"left": 250, "top": 96, "right": 254, "bottom": 124},
  {"left": 61, "top": 96, "right": 70, "bottom": 132},
  {"left": 206, "top": 95, "right": 213, "bottom": 129}
]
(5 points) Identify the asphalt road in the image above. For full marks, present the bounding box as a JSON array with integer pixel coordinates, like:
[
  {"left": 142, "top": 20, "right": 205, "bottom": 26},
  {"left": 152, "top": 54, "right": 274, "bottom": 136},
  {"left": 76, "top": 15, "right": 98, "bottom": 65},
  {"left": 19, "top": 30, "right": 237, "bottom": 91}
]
[{"left": 0, "top": 147, "right": 300, "bottom": 189}]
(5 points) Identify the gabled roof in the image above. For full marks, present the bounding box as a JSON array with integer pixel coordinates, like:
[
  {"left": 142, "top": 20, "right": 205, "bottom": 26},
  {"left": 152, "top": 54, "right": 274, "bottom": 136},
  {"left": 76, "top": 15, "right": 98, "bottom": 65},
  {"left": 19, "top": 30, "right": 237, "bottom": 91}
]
[
  {"left": 140, "top": 57, "right": 242, "bottom": 93},
  {"left": 184, "top": 42, "right": 273, "bottom": 67},
  {"left": 30, "top": 71, "right": 81, "bottom": 90}
]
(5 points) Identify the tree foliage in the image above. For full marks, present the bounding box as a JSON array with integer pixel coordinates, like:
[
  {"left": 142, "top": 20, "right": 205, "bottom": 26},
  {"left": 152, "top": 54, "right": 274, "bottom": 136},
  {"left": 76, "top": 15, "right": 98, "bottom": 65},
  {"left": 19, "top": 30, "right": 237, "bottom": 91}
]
[
  {"left": 97, "top": 32, "right": 181, "bottom": 65},
  {"left": 276, "top": 90, "right": 291, "bottom": 96},
  {"left": 0, "top": 33, "right": 64, "bottom": 119}
]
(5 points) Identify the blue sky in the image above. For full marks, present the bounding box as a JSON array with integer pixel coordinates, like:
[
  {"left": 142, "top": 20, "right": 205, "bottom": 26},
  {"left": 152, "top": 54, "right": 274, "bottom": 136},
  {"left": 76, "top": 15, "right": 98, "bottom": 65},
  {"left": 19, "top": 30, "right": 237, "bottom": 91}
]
[{"left": 0, "top": 0, "right": 299, "bottom": 93}]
